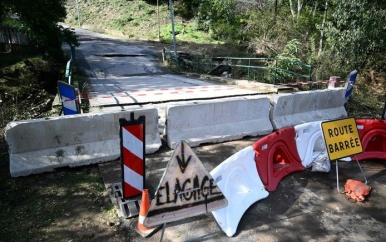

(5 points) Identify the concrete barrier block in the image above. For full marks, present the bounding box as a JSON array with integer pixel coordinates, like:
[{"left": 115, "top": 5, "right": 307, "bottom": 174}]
[
  {"left": 165, "top": 96, "right": 273, "bottom": 149},
  {"left": 5, "top": 107, "right": 161, "bottom": 177},
  {"left": 270, "top": 88, "right": 347, "bottom": 130}
]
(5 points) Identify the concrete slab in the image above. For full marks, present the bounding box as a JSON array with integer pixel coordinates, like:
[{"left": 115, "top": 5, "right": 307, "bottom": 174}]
[{"left": 83, "top": 74, "right": 261, "bottom": 107}]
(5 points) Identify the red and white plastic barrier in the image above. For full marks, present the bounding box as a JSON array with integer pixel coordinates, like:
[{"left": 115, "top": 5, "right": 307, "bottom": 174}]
[
  {"left": 294, "top": 121, "right": 327, "bottom": 167},
  {"left": 252, "top": 127, "right": 305, "bottom": 192},
  {"left": 355, "top": 119, "right": 386, "bottom": 160},
  {"left": 210, "top": 146, "right": 269, "bottom": 237}
]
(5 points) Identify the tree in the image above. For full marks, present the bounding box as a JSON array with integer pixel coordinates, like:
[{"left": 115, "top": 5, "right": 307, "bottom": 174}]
[
  {"left": 325, "top": 0, "right": 386, "bottom": 69},
  {"left": 0, "top": 0, "right": 78, "bottom": 61},
  {"left": 289, "top": 0, "right": 303, "bottom": 21},
  {"left": 317, "top": 0, "right": 328, "bottom": 57},
  {"left": 273, "top": 0, "right": 278, "bottom": 24}
]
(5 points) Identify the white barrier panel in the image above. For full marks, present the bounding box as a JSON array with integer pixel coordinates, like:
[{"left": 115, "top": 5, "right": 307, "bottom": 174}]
[
  {"left": 165, "top": 96, "right": 273, "bottom": 149},
  {"left": 270, "top": 88, "right": 347, "bottom": 130},
  {"left": 294, "top": 121, "right": 327, "bottom": 168},
  {"left": 5, "top": 107, "right": 161, "bottom": 177},
  {"left": 210, "top": 146, "right": 269, "bottom": 237}
]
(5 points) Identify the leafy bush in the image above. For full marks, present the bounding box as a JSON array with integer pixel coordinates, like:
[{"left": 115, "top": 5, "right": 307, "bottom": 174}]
[
  {"left": 266, "top": 39, "right": 304, "bottom": 83},
  {"left": 0, "top": 57, "right": 59, "bottom": 127}
]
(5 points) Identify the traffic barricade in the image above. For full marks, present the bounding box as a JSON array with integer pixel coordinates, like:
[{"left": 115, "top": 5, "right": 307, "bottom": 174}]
[
  {"left": 5, "top": 107, "right": 161, "bottom": 177},
  {"left": 355, "top": 119, "right": 386, "bottom": 161},
  {"left": 253, "top": 127, "right": 305, "bottom": 192},
  {"left": 270, "top": 89, "right": 347, "bottom": 130},
  {"left": 343, "top": 70, "right": 358, "bottom": 109},
  {"left": 165, "top": 96, "right": 273, "bottom": 149},
  {"left": 210, "top": 146, "right": 269, "bottom": 237},
  {"left": 294, "top": 120, "right": 327, "bottom": 167}
]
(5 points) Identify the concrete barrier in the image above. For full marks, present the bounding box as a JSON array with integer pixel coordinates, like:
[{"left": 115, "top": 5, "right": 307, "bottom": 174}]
[
  {"left": 5, "top": 107, "right": 161, "bottom": 177},
  {"left": 164, "top": 96, "right": 273, "bottom": 149},
  {"left": 270, "top": 88, "right": 347, "bottom": 130}
]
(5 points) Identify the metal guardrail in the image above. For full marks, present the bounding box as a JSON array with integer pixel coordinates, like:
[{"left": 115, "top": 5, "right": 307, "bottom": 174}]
[
  {"left": 64, "top": 45, "right": 76, "bottom": 85},
  {"left": 163, "top": 47, "right": 312, "bottom": 85},
  {"left": 0, "top": 27, "right": 29, "bottom": 45}
]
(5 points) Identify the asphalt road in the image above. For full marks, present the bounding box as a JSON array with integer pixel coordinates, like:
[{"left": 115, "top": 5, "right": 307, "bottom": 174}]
[
  {"left": 70, "top": 28, "right": 269, "bottom": 109},
  {"left": 67, "top": 29, "right": 386, "bottom": 242}
]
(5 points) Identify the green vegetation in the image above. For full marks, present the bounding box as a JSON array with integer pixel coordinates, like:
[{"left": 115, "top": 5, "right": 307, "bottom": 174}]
[
  {"left": 0, "top": 163, "right": 109, "bottom": 241},
  {"left": 1, "top": 0, "right": 77, "bottom": 61},
  {"left": 0, "top": 54, "right": 60, "bottom": 128}
]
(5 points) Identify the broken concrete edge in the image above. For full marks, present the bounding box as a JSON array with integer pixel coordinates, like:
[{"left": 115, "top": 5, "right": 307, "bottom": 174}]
[
  {"left": 10, "top": 151, "right": 120, "bottom": 177},
  {"left": 182, "top": 72, "right": 284, "bottom": 93},
  {"left": 9, "top": 138, "right": 162, "bottom": 177}
]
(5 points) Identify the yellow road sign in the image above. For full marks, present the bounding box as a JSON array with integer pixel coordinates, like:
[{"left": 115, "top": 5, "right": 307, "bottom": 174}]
[
  {"left": 321, "top": 118, "right": 363, "bottom": 160},
  {"left": 143, "top": 141, "right": 228, "bottom": 227}
]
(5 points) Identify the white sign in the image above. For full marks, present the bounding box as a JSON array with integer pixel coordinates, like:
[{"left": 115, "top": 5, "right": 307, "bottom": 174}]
[{"left": 143, "top": 141, "right": 228, "bottom": 227}]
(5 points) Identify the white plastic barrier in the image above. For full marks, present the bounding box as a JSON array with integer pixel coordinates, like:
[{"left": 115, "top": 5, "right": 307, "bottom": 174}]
[
  {"left": 5, "top": 107, "right": 161, "bottom": 177},
  {"left": 294, "top": 121, "right": 351, "bottom": 169},
  {"left": 270, "top": 88, "right": 347, "bottom": 130},
  {"left": 210, "top": 146, "right": 269, "bottom": 237},
  {"left": 165, "top": 96, "right": 273, "bottom": 149},
  {"left": 294, "top": 121, "right": 327, "bottom": 167}
]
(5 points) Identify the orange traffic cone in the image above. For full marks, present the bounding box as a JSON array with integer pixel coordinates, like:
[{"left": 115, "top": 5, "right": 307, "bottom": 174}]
[{"left": 133, "top": 189, "right": 158, "bottom": 237}]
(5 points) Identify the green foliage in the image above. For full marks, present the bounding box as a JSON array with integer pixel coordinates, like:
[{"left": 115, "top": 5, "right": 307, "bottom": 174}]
[
  {"left": 113, "top": 16, "right": 134, "bottom": 30},
  {"left": 194, "top": 0, "right": 244, "bottom": 41},
  {"left": 325, "top": 0, "right": 386, "bottom": 69},
  {"left": 267, "top": 39, "right": 305, "bottom": 83},
  {"left": 0, "top": 57, "right": 60, "bottom": 128},
  {"left": 1, "top": 0, "right": 78, "bottom": 61},
  {"left": 174, "top": 0, "right": 198, "bottom": 19},
  {"left": 144, "top": 7, "right": 155, "bottom": 15}
]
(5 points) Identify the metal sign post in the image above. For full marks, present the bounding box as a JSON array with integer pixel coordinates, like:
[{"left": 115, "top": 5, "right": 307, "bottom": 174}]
[
  {"left": 168, "top": 0, "right": 177, "bottom": 58},
  {"left": 321, "top": 118, "right": 366, "bottom": 192}
]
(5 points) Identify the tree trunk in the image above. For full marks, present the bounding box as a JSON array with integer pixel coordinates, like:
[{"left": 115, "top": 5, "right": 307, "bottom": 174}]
[
  {"left": 318, "top": 0, "right": 328, "bottom": 56},
  {"left": 297, "top": 0, "right": 303, "bottom": 20},
  {"left": 313, "top": 1, "right": 318, "bottom": 16},
  {"left": 289, "top": 0, "right": 296, "bottom": 19},
  {"left": 273, "top": 0, "right": 278, "bottom": 24}
]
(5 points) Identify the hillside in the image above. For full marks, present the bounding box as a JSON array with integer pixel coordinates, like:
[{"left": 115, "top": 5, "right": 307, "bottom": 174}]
[{"left": 64, "top": 0, "right": 219, "bottom": 45}]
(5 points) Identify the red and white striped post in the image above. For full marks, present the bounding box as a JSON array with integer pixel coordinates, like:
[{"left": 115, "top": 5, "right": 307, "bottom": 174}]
[{"left": 119, "top": 114, "right": 146, "bottom": 199}]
